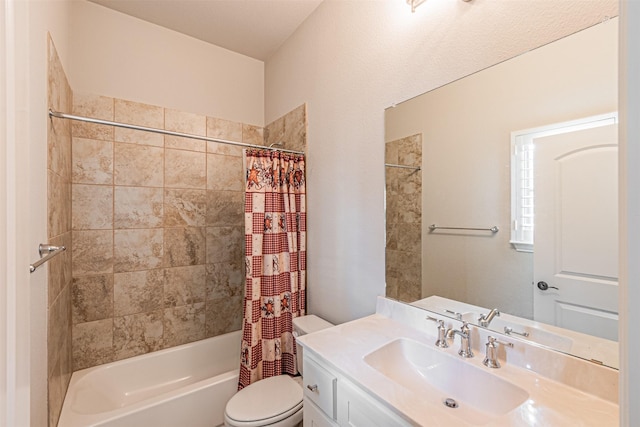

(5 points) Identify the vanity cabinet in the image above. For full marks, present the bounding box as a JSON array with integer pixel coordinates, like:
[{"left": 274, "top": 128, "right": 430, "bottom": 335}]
[{"left": 303, "top": 353, "right": 410, "bottom": 427}]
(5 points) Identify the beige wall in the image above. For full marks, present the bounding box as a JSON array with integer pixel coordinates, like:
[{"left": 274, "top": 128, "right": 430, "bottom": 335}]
[
  {"left": 265, "top": 0, "right": 618, "bottom": 325},
  {"left": 385, "top": 19, "right": 618, "bottom": 318},
  {"left": 68, "top": 1, "right": 265, "bottom": 126}
]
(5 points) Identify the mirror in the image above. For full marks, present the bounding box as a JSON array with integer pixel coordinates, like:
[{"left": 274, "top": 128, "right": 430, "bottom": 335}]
[{"left": 384, "top": 18, "right": 619, "bottom": 368}]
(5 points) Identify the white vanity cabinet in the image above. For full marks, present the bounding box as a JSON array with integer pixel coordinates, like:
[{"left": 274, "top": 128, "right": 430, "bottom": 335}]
[{"left": 303, "top": 353, "right": 411, "bottom": 427}]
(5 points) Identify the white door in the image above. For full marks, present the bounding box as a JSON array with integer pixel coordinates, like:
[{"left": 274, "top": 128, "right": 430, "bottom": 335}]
[{"left": 533, "top": 124, "right": 618, "bottom": 341}]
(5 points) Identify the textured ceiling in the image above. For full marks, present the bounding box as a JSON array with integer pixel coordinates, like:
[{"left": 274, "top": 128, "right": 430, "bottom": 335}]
[{"left": 88, "top": 0, "right": 324, "bottom": 61}]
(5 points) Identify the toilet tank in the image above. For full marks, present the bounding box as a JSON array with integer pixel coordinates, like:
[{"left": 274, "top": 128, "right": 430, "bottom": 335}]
[{"left": 292, "top": 315, "right": 333, "bottom": 375}]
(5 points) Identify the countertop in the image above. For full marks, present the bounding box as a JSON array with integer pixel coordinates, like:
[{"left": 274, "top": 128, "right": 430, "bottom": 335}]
[{"left": 297, "top": 306, "right": 618, "bottom": 426}]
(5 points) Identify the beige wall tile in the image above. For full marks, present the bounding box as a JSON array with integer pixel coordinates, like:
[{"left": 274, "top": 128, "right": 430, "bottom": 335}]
[
  {"left": 47, "top": 285, "right": 71, "bottom": 378},
  {"left": 72, "top": 319, "right": 114, "bottom": 370},
  {"left": 114, "top": 228, "right": 164, "bottom": 272},
  {"left": 206, "top": 190, "right": 244, "bottom": 227},
  {"left": 47, "top": 34, "right": 72, "bottom": 115},
  {"left": 242, "top": 124, "right": 264, "bottom": 147},
  {"left": 283, "top": 104, "right": 306, "bottom": 152},
  {"left": 207, "top": 153, "right": 243, "bottom": 191},
  {"left": 48, "top": 233, "right": 72, "bottom": 303},
  {"left": 48, "top": 170, "right": 71, "bottom": 237},
  {"left": 114, "top": 99, "right": 164, "bottom": 147},
  {"left": 72, "top": 93, "right": 114, "bottom": 140},
  {"left": 113, "top": 269, "right": 164, "bottom": 316},
  {"left": 72, "top": 274, "right": 114, "bottom": 324},
  {"left": 48, "top": 354, "right": 66, "bottom": 427},
  {"left": 206, "top": 226, "right": 243, "bottom": 264},
  {"left": 385, "top": 141, "right": 399, "bottom": 164},
  {"left": 165, "top": 108, "right": 206, "bottom": 152},
  {"left": 205, "top": 261, "right": 243, "bottom": 300},
  {"left": 398, "top": 134, "right": 422, "bottom": 167},
  {"left": 114, "top": 143, "right": 164, "bottom": 187},
  {"left": 165, "top": 149, "right": 206, "bottom": 189},
  {"left": 49, "top": 117, "right": 72, "bottom": 179},
  {"left": 114, "top": 186, "right": 163, "bottom": 229},
  {"left": 205, "top": 295, "right": 243, "bottom": 338},
  {"left": 72, "top": 137, "right": 113, "bottom": 185},
  {"left": 163, "top": 303, "right": 206, "bottom": 347},
  {"left": 206, "top": 116, "right": 242, "bottom": 155},
  {"left": 164, "top": 189, "right": 206, "bottom": 227},
  {"left": 72, "top": 230, "right": 114, "bottom": 276},
  {"left": 72, "top": 184, "right": 113, "bottom": 230},
  {"left": 113, "top": 310, "right": 164, "bottom": 360},
  {"left": 164, "top": 227, "right": 205, "bottom": 267},
  {"left": 264, "top": 116, "right": 284, "bottom": 148},
  {"left": 164, "top": 265, "right": 206, "bottom": 307}
]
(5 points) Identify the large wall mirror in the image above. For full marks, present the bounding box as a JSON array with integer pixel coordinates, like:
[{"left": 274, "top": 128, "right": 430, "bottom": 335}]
[{"left": 384, "top": 18, "right": 619, "bottom": 368}]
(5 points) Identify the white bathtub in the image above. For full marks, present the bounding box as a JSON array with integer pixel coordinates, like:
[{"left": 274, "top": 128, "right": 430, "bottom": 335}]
[{"left": 58, "top": 330, "right": 242, "bottom": 427}]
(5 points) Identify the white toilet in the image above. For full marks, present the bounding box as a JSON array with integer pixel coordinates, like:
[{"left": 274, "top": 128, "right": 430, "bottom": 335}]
[{"left": 224, "top": 315, "right": 334, "bottom": 427}]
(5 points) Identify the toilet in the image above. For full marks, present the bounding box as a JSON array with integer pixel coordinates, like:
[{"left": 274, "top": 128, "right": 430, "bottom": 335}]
[{"left": 224, "top": 315, "right": 334, "bottom": 427}]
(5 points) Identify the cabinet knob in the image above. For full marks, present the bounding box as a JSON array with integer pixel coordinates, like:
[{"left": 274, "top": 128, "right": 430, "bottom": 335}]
[{"left": 307, "top": 384, "right": 318, "bottom": 392}]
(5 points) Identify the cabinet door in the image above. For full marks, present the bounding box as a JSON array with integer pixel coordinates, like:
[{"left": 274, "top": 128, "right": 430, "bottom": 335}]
[
  {"left": 337, "top": 380, "right": 411, "bottom": 427},
  {"left": 304, "top": 398, "right": 339, "bottom": 427}
]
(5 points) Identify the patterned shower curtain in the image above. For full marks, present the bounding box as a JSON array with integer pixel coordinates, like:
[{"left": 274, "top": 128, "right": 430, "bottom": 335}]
[{"left": 238, "top": 149, "right": 307, "bottom": 389}]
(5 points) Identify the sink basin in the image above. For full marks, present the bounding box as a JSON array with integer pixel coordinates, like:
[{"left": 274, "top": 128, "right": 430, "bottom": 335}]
[{"left": 363, "top": 338, "right": 529, "bottom": 425}]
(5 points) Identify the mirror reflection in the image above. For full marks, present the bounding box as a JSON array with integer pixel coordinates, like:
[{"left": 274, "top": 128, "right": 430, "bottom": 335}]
[{"left": 384, "top": 18, "right": 619, "bottom": 368}]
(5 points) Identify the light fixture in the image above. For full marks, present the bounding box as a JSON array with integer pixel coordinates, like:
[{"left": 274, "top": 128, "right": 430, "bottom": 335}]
[{"left": 407, "top": 0, "right": 472, "bottom": 13}]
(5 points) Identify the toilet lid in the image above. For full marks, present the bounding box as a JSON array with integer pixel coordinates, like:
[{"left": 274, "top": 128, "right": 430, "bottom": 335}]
[{"left": 225, "top": 375, "right": 303, "bottom": 426}]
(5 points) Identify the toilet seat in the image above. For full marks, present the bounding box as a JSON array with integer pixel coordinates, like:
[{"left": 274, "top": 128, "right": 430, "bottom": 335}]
[{"left": 224, "top": 375, "right": 303, "bottom": 427}]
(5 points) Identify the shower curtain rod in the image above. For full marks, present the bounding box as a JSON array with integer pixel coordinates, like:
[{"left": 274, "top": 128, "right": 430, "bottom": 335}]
[{"left": 49, "top": 110, "right": 305, "bottom": 155}]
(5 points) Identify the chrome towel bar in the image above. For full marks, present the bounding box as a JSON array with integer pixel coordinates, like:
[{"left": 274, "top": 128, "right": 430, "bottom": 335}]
[
  {"left": 29, "top": 244, "right": 66, "bottom": 273},
  {"left": 384, "top": 163, "right": 421, "bottom": 171},
  {"left": 428, "top": 224, "right": 499, "bottom": 233}
]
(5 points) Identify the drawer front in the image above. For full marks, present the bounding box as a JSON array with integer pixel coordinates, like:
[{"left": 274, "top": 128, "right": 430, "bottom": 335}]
[{"left": 303, "top": 358, "right": 337, "bottom": 419}]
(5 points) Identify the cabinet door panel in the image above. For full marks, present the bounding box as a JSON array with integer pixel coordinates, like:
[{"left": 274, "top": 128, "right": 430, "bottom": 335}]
[
  {"left": 304, "top": 398, "right": 338, "bottom": 427},
  {"left": 337, "top": 380, "right": 410, "bottom": 427}
]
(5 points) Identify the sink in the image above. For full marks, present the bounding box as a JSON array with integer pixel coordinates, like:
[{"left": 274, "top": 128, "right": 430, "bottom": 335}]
[{"left": 363, "top": 338, "right": 529, "bottom": 425}]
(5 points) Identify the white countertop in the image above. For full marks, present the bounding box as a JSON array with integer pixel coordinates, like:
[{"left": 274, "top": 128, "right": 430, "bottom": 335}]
[{"left": 297, "top": 301, "right": 618, "bottom": 426}]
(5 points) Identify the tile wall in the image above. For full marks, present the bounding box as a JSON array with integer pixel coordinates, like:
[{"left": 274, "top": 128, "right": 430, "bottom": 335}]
[
  {"left": 47, "top": 35, "right": 73, "bottom": 426},
  {"left": 385, "top": 134, "right": 422, "bottom": 302},
  {"left": 70, "top": 94, "right": 307, "bottom": 370}
]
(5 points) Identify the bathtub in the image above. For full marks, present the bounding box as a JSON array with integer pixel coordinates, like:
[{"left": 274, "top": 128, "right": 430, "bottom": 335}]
[{"left": 58, "top": 330, "right": 241, "bottom": 427}]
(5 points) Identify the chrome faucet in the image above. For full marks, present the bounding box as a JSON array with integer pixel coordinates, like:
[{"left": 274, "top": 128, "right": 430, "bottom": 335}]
[
  {"left": 426, "top": 316, "right": 449, "bottom": 348},
  {"left": 482, "top": 335, "right": 514, "bottom": 369},
  {"left": 478, "top": 308, "right": 500, "bottom": 327},
  {"left": 447, "top": 321, "right": 474, "bottom": 358}
]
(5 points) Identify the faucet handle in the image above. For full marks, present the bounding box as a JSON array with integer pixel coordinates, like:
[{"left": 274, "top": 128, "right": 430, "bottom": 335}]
[
  {"left": 482, "top": 336, "right": 514, "bottom": 369},
  {"left": 426, "top": 316, "right": 449, "bottom": 348}
]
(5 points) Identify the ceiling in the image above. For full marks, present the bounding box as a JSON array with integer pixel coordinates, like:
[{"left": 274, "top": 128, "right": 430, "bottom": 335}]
[{"left": 88, "top": 0, "right": 324, "bottom": 61}]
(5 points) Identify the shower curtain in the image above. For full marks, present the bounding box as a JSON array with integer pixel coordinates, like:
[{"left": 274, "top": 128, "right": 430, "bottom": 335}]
[{"left": 238, "top": 149, "right": 307, "bottom": 389}]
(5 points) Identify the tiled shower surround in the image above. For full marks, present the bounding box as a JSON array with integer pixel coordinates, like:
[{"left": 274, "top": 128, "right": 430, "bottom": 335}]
[
  {"left": 47, "top": 36, "right": 73, "bottom": 427},
  {"left": 385, "top": 134, "right": 422, "bottom": 302},
  {"left": 70, "top": 96, "right": 306, "bottom": 370}
]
